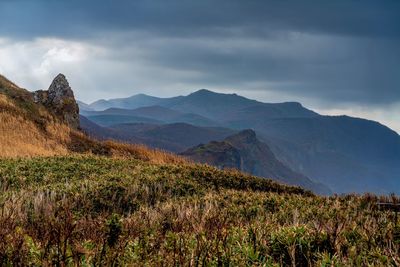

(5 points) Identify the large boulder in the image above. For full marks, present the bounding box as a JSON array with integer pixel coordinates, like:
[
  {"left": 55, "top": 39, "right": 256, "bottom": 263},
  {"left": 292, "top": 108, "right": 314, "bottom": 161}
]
[{"left": 33, "top": 74, "right": 80, "bottom": 129}]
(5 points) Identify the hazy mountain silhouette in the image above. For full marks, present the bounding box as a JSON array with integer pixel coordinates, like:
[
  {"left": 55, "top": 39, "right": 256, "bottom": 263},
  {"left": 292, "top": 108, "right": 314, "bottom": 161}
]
[
  {"left": 81, "top": 105, "right": 219, "bottom": 127},
  {"left": 83, "top": 89, "right": 317, "bottom": 120},
  {"left": 88, "top": 94, "right": 184, "bottom": 110}
]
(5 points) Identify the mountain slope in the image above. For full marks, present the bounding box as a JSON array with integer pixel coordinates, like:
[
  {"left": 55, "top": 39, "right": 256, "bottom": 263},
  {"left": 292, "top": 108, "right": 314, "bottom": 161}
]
[
  {"left": 181, "top": 129, "right": 331, "bottom": 194},
  {"left": 0, "top": 74, "right": 185, "bottom": 163},
  {"left": 86, "top": 114, "right": 163, "bottom": 126},
  {"left": 254, "top": 116, "right": 400, "bottom": 193},
  {"left": 0, "top": 74, "right": 77, "bottom": 157},
  {"left": 81, "top": 116, "right": 236, "bottom": 152}
]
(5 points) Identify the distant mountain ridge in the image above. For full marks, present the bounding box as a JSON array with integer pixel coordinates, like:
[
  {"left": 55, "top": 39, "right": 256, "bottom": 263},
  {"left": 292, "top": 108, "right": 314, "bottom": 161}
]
[
  {"left": 82, "top": 89, "right": 318, "bottom": 120},
  {"left": 88, "top": 93, "right": 184, "bottom": 111},
  {"left": 81, "top": 105, "right": 219, "bottom": 127}
]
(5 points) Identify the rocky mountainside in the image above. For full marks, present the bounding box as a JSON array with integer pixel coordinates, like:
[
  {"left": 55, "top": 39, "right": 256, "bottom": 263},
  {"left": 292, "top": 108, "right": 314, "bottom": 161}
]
[{"left": 181, "top": 129, "right": 331, "bottom": 194}]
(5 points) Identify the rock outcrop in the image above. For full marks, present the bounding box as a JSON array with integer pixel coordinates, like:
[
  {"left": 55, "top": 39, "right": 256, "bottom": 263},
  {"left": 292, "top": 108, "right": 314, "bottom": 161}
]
[{"left": 33, "top": 74, "right": 80, "bottom": 129}]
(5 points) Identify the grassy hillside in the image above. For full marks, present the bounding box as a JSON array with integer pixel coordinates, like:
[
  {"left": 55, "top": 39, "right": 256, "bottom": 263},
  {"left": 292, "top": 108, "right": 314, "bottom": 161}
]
[
  {"left": 0, "top": 75, "right": 70, "bottom": 157},
  {"left": 0, "top": 75, "right": 186, "bottom": 164},
  {"left": 1, "top": 156, "right": 399, "bottom": 266},
  {"left": 1, "top": 74, "right": 399, "bottom": 266}
]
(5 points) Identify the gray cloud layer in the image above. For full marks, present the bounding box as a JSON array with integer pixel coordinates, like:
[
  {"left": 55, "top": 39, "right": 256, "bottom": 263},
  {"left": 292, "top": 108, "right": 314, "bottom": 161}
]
[
  {"left": 2, "top": 0, "right": 400, "bottom": 38},
  {"left": 0, "top": 0, "right": 399, "bottom": 130}
]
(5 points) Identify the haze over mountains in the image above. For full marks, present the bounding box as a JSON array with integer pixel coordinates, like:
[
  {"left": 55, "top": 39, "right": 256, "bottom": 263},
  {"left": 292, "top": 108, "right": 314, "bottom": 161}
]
[
  {"left": 1, "top": 71, "right": 325, "bottom": 195},
  {"left": 80, "top": 89, "right": 400, "bottom": 194}
]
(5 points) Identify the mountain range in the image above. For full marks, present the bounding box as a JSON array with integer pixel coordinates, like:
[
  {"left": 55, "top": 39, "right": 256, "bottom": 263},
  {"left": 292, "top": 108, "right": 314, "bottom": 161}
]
[
  {"left": 80, "top": 89, "right": 400, "bottom": 194},
  {"left": 0, "top": 72, "right": 326, "bottom": 194}
]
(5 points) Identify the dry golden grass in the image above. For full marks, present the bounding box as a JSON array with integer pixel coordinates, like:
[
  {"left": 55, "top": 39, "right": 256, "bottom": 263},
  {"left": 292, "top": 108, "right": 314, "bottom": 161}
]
[
  {"left": 0, "top": 94, "right": 15, "bottom": 109},
  {"left": 0, "top": 112, "right": 69, "bottom": 157},
  {"left": 0, "top": 94, "right": 187, "bottom": 165},
  {"left": 0, "top": 109, "right": 187, "bottom": 164},
  {"left": 0, "top": 74, "right": 19, "bottom": 90},
  {"left": 0, "top": 93, "right": 71, "bottom": 157},
  {"left": 105, "top": 140, "right": 187, "bottom": 164},
  {"left": 0, "top": 79, "right": 188, "bottom": 164}
]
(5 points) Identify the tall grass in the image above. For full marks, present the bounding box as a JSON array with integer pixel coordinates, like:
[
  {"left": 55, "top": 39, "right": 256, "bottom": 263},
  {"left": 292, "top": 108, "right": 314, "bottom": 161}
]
[
  {"left": 0, "top": 95, "right": 69, "bottom": 157},
  {"left": 0, "top": 156, "right": 398, "bottom": 266}
]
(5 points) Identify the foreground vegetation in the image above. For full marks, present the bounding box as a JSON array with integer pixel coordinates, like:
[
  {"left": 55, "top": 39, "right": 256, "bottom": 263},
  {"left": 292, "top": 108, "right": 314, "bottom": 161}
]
[{"left": 0, "top": 156, "right": 399, "bottom": 266}]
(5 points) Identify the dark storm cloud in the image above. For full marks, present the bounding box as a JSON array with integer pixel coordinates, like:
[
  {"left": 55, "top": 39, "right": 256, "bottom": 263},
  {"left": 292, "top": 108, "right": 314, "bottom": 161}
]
[
  {"left": 0, "top": 0, "right": 399, "bottom": 107},
  {"left": 1, "top": 0, "right": 400, "bottom": 39},
  {"left": 98, "top": 32, "right": 400, "bottom": 105}
]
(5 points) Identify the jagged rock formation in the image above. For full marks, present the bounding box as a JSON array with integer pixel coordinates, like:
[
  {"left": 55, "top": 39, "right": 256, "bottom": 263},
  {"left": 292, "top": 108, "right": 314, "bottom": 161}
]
[{"left": 33, "top": 74, "right": 80, "bottom": 129}]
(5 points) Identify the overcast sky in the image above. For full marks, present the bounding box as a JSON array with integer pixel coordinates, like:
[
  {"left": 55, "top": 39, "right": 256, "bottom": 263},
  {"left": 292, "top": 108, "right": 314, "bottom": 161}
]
[{"left": 0, "top": 0, "right": 399, "bottom": 132}]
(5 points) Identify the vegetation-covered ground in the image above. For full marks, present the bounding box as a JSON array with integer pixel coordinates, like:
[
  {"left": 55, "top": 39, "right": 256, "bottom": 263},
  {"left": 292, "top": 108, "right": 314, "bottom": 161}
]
[{"left": 0, "top": 156, "right": 399, "bottom": 266}]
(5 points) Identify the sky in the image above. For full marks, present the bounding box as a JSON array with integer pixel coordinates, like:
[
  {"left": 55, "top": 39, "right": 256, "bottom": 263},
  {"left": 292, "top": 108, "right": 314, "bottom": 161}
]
[{"left": 0, "top": 0, "right": 399, "bottom": 133}]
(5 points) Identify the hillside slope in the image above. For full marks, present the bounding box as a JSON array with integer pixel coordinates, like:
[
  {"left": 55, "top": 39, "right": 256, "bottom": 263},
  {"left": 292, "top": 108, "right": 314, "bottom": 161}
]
[
  {"left": 181, "top": 130, "right": 331, "bottom": 194},
  {"left": 0, "top": 74, "right": 74, "bottom": 157},
  {"left": 1, "top": 156, "right": 398, "bottom": 266},
  {"left": 0, "top": 74, "right": 185, "bottom": 164}
]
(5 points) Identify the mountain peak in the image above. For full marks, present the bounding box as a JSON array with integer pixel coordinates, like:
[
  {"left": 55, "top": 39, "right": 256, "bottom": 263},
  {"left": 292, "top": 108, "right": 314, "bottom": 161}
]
[
  {"left": 189, "top": 89, "right": 215, "bottom": 96},
  {"left": 236, "top": 129, "right": 257, "bottom": 140},
  {"left": 53, "top": 73, "right": 67, "bottom": 81},
  {"left": 189, "top": 89, "right": 241, "bottom": 98},
  {"left": 226, "top": 129, "right": 258, "bottom": 145},
  {"left": 48, "top": 73, "right": 74, "bottom": 101},
  {"left": 132, "top": 93, "right": 152, "bottom": 98}
]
